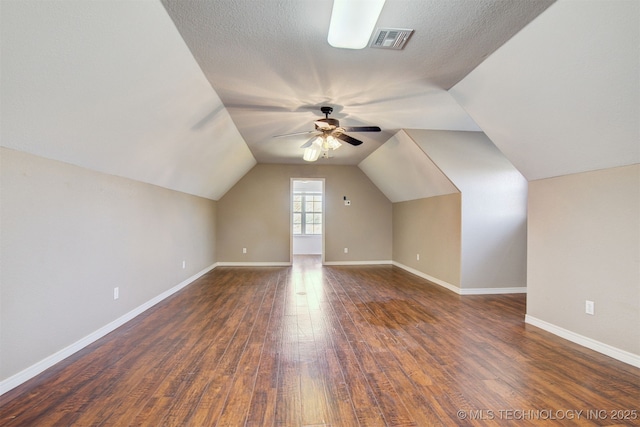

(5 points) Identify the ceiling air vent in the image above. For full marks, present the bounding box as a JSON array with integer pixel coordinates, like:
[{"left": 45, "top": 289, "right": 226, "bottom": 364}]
[{"left": 370, "top": 28, "right": 414, "bottom": 50}]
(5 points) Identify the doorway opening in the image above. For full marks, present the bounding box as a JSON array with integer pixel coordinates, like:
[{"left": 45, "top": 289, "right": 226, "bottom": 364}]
[{"left": 291, "top": 178, "right": 324, "bottom": 263}]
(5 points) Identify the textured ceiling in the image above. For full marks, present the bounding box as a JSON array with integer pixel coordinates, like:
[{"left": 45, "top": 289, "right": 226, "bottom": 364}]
[
  {"left": 161, "top": 0, "right": 554, "bottom": 165},
  {"left": 4, "top": 0, "right": 635, "bottom": 201}
]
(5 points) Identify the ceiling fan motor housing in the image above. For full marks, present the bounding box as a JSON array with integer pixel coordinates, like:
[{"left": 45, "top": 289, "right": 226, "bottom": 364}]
[{"left": 315, "top": 118, "right": 340, "bottom": 129}]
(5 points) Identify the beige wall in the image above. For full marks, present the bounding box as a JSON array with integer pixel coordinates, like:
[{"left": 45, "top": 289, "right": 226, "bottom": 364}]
[
  {"left": 0, "top": 148, "right": 217, "bottom": 381},
  {"left": 527, "top": 164, "right": 640, "bottom": 355},
  {"left": 392, "top": 194, "right": 462, "bottom": 287},
  {"left": 216, "top": 164, "right": 392, "bottom": 263}
]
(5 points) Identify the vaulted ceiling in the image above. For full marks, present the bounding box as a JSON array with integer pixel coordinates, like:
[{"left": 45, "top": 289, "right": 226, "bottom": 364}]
[
  {"left": 160, "top": 0, "right": 553, "bottom": 165},
  {"left": 2, "top": 0, "right": 638, "bottom": 201}
]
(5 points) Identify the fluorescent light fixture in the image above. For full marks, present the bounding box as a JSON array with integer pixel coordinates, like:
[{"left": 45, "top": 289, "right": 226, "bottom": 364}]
[{"left": 328, "top": 0, "right": 386, "bottom": 49}]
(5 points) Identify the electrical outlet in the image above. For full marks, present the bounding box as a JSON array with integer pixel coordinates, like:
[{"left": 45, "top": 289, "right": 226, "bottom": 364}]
[
  {"left": 114, "top": 287, "right": 119, "bottom": 300},
  {"left": 242, "top": 247, "right": 247, "bottom": 254},
  {"left": 345, "top": 200, "right": 351, "bottom": 206},
  {"left": 417, "top": 253, "right": 420, "bottom": 261},
  {"left": 344, "top": 247, "right": 349, "bottom": 253},
  {"left": 182, "top": 260, "right": 186, "bottom": 269},
  {"left": 585, "top": 300, "right": 595, "bottom": 315}
]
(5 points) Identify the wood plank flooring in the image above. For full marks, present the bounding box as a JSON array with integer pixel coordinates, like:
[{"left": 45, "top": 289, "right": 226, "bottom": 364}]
[{"left": 1, "top": 256, "right": 639, "bottom": 426}]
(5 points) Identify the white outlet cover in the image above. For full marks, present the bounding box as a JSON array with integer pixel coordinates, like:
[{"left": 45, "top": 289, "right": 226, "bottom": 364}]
[{"left": 585, "top": 300, "right": 595, "bottom": 315}]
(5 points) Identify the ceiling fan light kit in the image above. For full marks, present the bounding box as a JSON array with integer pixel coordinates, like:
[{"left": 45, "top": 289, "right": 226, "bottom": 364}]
[
  {"left": 303, "top": 135, "right": 342, "bottom": 162},
  {"left": 327, "top": 0, "right": 386, "bottom": 49},
  {"left": 274, "top": 106, "right": 381, "bottom": 162}
]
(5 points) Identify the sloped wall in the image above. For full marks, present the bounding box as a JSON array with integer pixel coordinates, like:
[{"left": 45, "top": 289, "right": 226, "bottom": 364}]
[
  {"left": 359, "top": 130, "right": 463, "bottom": 289},
  {"left": 406, "top": 130, "right": 528, "bottom": 290},
  {"left": 448, "top": 0, "right": 638, "bottom": 364},
  {"left": 449, "top": 0, "right": 639, "bottom": 181},
  {"left": 359, "top": 130, "right": 458, "bottom": 203},
  {"left": 2, "top": 0, "right": 255, "bottom": 200},
  {"left": 360, "top": 129, "right": 527, "bottom": 292}
]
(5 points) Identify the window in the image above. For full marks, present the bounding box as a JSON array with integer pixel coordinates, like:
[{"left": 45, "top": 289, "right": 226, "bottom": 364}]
[{"left": 293, "top": 192, "right": 322, "bottom": 235}]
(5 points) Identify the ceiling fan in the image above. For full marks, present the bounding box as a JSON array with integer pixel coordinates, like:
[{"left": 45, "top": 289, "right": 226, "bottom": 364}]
[{"left": 273, "top": 106, "right": 381, "bottom": 161}]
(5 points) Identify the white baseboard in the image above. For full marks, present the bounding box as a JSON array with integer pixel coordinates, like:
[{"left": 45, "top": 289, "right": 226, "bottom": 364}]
[
  {"left": 392, "top": 262, "right": 461, "bottom": 293},
  {"left": 460, "top": 287, "right": 527, "bottom": 295},
  {"left": 0, "top": 263, "right": 217, "bottom": 396},
  {"left": 216, "top": 261, "right": 291, "bottom": 267},
  {"left": 323, "top": 260, "right": 392, "bottom": 266},
  {"left": 391, "top": 262, "right": 526, "bottom": 295},
  {"left": 525, "top": 315, "right": 640, "bottom": 368}
]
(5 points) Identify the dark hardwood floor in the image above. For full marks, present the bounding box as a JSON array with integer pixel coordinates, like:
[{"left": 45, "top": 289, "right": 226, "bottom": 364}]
[{"left": 1, "top": 256, "right": 639, "bottom": 426}]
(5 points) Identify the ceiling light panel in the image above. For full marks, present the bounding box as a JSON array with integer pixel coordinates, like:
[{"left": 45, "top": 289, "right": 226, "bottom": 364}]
[{"left": 328, "top": 0, "right": 386, "bottom": 49}]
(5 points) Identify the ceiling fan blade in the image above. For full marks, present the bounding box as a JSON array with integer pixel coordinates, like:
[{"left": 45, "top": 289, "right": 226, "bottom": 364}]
[
  {"left": 335, "top": 133, "right": 363, "bottom": 146},
  {"left": 300, "top": 136, "right": 317, "bottom": 148},
  {"left": 343, "top": 126, "right": 381, "bottom": 132},
  {"left": 272, "top": 130, "right": 317, "bottom": 138}
]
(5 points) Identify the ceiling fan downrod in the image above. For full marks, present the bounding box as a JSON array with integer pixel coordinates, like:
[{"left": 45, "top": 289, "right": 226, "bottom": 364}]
[
  {"left": 317, "top": 106, "right": 339, "bottom": 129},
  {"left": 320, "top": 106, "right": 333, "bottom": 119}
]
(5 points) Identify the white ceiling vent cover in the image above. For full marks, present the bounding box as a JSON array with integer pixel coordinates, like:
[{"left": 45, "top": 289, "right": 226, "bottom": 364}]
[{"left": 370, "top": 28, "right": 414, "bottom": 50}]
